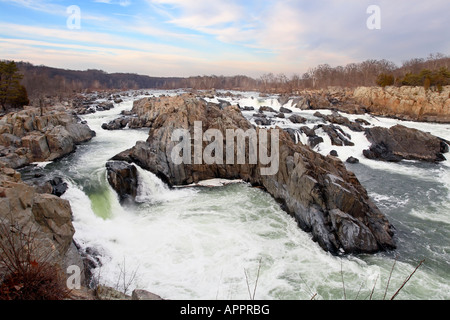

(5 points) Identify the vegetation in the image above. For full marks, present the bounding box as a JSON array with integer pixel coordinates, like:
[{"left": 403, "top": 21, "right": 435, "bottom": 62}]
[
  {"left": 0, "top": 219, "right": 71, "bottom": 300},
  {"left": 5, "top": 53, "right": 450, "bottom": 105},
  {"left": 0, "top": 61, "right": 29, "bottom": 111}
]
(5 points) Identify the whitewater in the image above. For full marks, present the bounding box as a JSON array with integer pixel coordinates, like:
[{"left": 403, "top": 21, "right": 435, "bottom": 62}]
[{"left": 25, "top": 90, "right": 449, "bottom": 300}]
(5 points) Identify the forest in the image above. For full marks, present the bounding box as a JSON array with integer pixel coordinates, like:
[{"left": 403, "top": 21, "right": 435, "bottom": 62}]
[{"left": 1, "top": 53, "right": 449, "bottom": 107}]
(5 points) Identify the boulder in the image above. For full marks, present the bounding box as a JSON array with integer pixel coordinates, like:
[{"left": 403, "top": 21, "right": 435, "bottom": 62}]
[
  {"left": 49, "top": 177, "right": 68, "bottom": 197},
  {"left": 289, "top": 114, "right": 307, "bottom": 124},
  {"left": 346, "top": 156, "right": 359, "bottom": 164},
  {"left": 112, "top": 95, "right": 396, "bottom": 255},
  {"left": 106, "top": 161, "right": 139, "bottom": 204},
  {"left": 279, "top": 106, "right": 293, "bottom": 113},
  {"left": 363, "top": 124, "right": 448, "bottom": 162},
  {"left": 259, "top": 106, "right": 277, "bottom": 113}
]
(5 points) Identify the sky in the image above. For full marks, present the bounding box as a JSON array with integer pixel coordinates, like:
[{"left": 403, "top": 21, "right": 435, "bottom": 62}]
[{"left": 0, "top": 0, "right": 449, "bottom": 78}]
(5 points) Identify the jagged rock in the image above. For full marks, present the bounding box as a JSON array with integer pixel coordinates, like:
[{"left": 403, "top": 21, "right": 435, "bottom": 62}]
[
  {"left": 317, "top": 124, "right": 354, "bottom": 146},
  {"left": 253, "top": 115, "right": 272, "bottom": 126},
  {"left": 289, "top": 114, "right": 307, "bottom": 124},
  {"left": 102, "top": 116, "right": 132, "bottom": 130},
  {"left": 363, "top": 125, "right": 448, "bottom": 162},
  {"left": 314, "top": 111, "right": 364, "bottom": 132},
  {"left": 330, "top": 150, "right": 338, "bottom": 157},
  {"left": 112, "top": 95, "right": 396, "bottom": 255},
  {"left": 0, "top": 106, "right": 95, "bottom": 168},
  {"left": 309, "top": 135, "right": 324, "bottom": 148},
  {"left": 279, "top": 106, "right": 293, "bottom": 113},
  {"left": 106, "top": 161, "right": 138, "bottom": 204},
  {"left": 346, "top": 156, "right": 359, "bottom": 164},
  {"left": 259, "top": 106, "right": 277, "bottom": 113},
  {"left": 49, "top": 177, "right": 68, "bottom": 197},
  {"left": 0, "top": 166, "right": 83, "bottom": 282}
]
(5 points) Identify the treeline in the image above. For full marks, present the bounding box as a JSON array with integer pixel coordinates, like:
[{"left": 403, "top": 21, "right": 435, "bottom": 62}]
[
  {"left": 6, "top": 53, "right": 450, "bottom": 104},
  {"left": 376, "top": 54, "right": 450, "bottom": 91},
  {"left": 16, "top": 62, "right": 184, "bottom": 100},
  {"left": 258, "top": 53, "right": 450, "bottom": 93}
]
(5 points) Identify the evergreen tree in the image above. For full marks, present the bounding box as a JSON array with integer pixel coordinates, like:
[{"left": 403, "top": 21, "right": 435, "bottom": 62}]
[{"left": 0, "top": 60, "right": 28, "bottom": 110}]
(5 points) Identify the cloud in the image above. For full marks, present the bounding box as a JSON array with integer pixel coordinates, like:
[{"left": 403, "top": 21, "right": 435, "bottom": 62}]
[{"left": 1, "top": 0, "right": 449, "bottom": 77}]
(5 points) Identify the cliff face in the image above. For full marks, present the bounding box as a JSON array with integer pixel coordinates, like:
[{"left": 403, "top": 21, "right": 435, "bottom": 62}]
[
  {"left": 0, "top": 165, "right": 84, "bottom": 281},
  {"left": 112, "top": 94, "right": 396, "bottom": 255},
  {"left": 291, "top": 86, "right": 450, "bottom": 123},
  {"left": 353, "top": 86, "right": 450, "bottom": 123}
]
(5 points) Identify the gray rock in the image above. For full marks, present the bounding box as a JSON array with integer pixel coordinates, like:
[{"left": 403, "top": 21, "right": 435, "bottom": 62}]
[
  {"left": 363, "top": 125, "right": 448, "bottom": 162},
  {"left": 132, "top": 289, "right": 163, "bottom": 300},
  {"left": 346, "top": 156, "right": 359, "bottom": 164},
  {"left": 289, "top": 114, "right": 307, "bottom": 124},
  {"left": 106, "top": 161, "right": 139, "bottom": 204}
]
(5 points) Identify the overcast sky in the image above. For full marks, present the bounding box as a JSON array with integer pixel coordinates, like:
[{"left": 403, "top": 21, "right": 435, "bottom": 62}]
[{"left": 0, "top": 0, "right": 448, "bottom": 77}]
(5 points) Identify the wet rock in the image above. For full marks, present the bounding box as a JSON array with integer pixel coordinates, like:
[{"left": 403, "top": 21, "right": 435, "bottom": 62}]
[
  {"left": 363, "top": 125, "right": 448, "bottom": 162},
  {"left": 314, "top": 111, "right": 364, "bottom": 132},
  {"left": 309, "top": 135, "right": 324, "bottom": 148},
  {"left": 259, "top": 106, "right": 277, "bottom": 113},
  {"left": 318, "top": 124, "right": 354, "bottom": 146},
  {"left": 279, "top": 106, "right": 293, "bottom": 113},
  {"left": 49, "top": 177, "right": 68, "bottom": 197},
  {"left": 289, "top": 114, "right": 307, "bottom": 124},
  {"left": 346, "top": 156, "right": 359, "bottom": 164},
  {"left": 106, "top": 161, "right": 139, "bottom": 204}
]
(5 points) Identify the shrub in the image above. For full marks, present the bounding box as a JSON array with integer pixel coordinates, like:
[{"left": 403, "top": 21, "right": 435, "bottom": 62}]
[
  {"left": 0, "top": 219, "right": 71, "bottom": 300},
  {"left": 376, "top": 73, "right": 395, "bottom": 87}
]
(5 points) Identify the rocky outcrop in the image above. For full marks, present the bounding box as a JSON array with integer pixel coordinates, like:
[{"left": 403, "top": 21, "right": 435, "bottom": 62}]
[
  {"left": 106, "top": 161, "right": 138, "bottom": 204},
  {"left": 291, "top": 86, "right": 450, "bottom": 123},
  {"left": 363, "top": 124, "right": 448, "bottom": 162},
  {"left": 112, "top": 94, "right": 396, "bottom": 255},
  {"left": 0, "top": 164, "right": 85, "bottom": 284},
  {"left": 314, "top": 111, "right": 364, "bottom": 132},
  {"left": 353, "top": 86, "right": 450, "bottom": 123},
  {"left": 0, "top": 105, "right": 96, "bottom": 168}
]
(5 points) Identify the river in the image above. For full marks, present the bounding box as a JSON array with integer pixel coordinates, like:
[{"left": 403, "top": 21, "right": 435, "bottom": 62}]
[{"left": 23, "top": 90, "right": 450, "bottom": 300}]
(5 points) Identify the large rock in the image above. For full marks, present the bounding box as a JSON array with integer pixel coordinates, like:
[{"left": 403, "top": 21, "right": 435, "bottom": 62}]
[
  {"left": 0, "top": 106, "right": 95, "bottom": 168},
  {"left": 363, "top": 124, "right": 448, "bottom": 162},
  {"left": 0, "top": 165, "right": 84, "bottom": 283},
  {"left": 106, "top": 161, "right": 138, "bottom": 204},
  {"left": 112, "top": 94, "right": 396, "bottom": 255}
]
